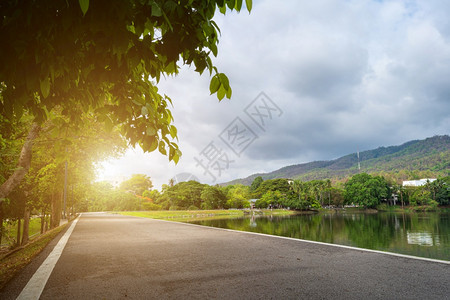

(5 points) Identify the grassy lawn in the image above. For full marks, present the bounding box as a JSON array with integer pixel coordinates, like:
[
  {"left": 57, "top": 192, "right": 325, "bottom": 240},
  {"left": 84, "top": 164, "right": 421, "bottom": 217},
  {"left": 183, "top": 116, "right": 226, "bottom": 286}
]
[{"left": 118, "top": 209, "right": 295, "bottom": 222}]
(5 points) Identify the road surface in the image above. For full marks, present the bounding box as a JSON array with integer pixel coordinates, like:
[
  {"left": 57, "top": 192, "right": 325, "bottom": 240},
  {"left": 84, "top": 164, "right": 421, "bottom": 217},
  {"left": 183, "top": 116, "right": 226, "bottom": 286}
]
[{"left": 1, "top": 212, "right": 449, "bottom": 299}]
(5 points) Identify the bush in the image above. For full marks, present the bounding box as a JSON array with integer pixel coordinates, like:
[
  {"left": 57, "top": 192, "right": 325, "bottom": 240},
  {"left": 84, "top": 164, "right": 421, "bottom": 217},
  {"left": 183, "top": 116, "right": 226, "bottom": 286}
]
[
  {"left": 142, "top": 202, "right": 161, "bottom": 211},
  {"left": 187, "top": 205, "right": 199, "bottom": 211},
  {"left": 376, "top": 203, "right": 388, "bottom": 211},
  {"left": 159, "top": 201, "right": 171, "bottom": 210},
  {"left": 225, "top": 198, "right": 249, "bottom": 209},
  {"left": 426, "top": 200, "right": 439, "bottom": 211}
]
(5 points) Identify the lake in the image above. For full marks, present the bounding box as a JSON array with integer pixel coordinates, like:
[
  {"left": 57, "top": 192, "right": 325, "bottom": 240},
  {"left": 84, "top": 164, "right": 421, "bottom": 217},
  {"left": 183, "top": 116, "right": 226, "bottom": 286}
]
[{"left": 188, "top": 211, "right": 450, "bottom": 261}]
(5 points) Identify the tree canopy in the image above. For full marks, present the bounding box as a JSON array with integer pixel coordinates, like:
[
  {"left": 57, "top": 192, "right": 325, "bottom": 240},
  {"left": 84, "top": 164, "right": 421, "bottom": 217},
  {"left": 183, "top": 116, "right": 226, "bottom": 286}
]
[
  {"left": 0, "top": 0, "right": 252, "bottom": 200},
  {"left": 344, "top": 173, "right": 389, "bottom": 209},
  {"left": 0, "top": 0, "right": 250, "bottom": 152},
  {"left": 120, "top": 174, "right": 153, "bottom": 195}
]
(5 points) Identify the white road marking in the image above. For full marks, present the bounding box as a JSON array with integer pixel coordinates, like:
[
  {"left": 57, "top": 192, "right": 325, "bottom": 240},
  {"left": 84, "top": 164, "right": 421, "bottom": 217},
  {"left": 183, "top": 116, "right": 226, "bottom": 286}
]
[{"left": 16, "top": 216, "right": 80, "bottom": 300}]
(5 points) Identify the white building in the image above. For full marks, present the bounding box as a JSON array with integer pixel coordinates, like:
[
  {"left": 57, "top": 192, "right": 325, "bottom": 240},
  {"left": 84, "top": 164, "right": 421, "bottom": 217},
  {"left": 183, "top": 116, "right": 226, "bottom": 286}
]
[{"left": 402, "top": 178, "right": 436, "bottom": 187}]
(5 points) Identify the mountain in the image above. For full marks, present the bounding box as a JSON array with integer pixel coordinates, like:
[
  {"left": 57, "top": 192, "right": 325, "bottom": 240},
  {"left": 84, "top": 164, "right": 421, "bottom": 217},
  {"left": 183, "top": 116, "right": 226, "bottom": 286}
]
[{"left": 223, "top": 135, "right": 450, "bottom": 186}]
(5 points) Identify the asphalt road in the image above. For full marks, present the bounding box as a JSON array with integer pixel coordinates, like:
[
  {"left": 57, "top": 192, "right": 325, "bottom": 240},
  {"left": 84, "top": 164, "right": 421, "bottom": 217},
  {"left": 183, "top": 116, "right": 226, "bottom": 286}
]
[{"left": 1, "top": 212, "right": 449, "bottom": 299}]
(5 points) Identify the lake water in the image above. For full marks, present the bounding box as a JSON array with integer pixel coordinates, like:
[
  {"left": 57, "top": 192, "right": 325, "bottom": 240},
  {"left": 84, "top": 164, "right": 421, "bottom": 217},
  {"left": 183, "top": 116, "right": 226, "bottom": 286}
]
[{"left": 188, "top": 212, "right": 450, "bottom": 261}]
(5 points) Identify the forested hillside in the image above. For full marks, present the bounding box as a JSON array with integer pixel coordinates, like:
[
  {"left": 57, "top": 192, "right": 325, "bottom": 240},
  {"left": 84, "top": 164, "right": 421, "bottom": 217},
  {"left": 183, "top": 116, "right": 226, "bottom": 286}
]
[{"left": 225, "top": 135, "right": 450, "bottom": 185}]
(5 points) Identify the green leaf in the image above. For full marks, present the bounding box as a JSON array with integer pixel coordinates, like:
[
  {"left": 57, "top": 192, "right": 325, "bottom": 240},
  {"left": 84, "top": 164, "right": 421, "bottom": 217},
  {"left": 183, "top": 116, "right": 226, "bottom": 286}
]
[
  {"left": 161, "top": 11, "right": 174, "bottom": 32},
  {"left": 40, "top": 77, "right": 50, "bottom": 98},
  {"left": 169, "top": 146, "right": 175, "bottom": 161},
  {"left": 104, "top": 117, "right": 114, "bottom": 132},
  {"left": 245, "top": 0, "right": 252, "bottom": 12},
  {"left": 151, "top": 3, "right": 162, "bottom": 17},
  {"left": 158, "top": 140, "right": 167, "bottom": 155},
  {"left": 210, "top": 43, "right": 218, "bottom": 57},
  {"left": 226, "top": 87, "right": 232, "bottom": 99},
  {"left": 149, "top": 139, "right": 159, "bottom": 152},
  {"left": 165, "top": 61, "right": 177, "bottom": 74},
  {"left": 79, "top": 0, "right": 89, "bottom": 16},
  {"left": 194, "top": 55, "right": 207, "bottom": 74},
  {"left": 169, "top": 125, "right": 177, "bottom": 139},
  {"left": 164, "top": 0, "right": 177, "bottom": 12},
  {"left": 235, "top": 0, "right": 243, "bottom": 11},
  {"left": 218, "top": 73, "right": 230, "bottom": 90},
  {"left": 210, "top": 20, "right": 221, "bottom": 35},
  {"left": 146, "top": 126, "right": 156, "bottom": 136},
  {"left": 217, "top": 85, "right": 226, "bottom": 101},
  {"left": 173, "top": 149, "right": 182, "bottom": 164},
  {"left": 132, "top": 98, "right": 145, "bottom": 106},
  {"left": 127, "top": 24, "right": 136, "bottom": 34},
  {"left": 227, "top": 0, "right": 236, "bottom": 10},
  {"left": 209, "top": 75, "right": 220, "bottom": 94},
  {"left": 141, "top": 106, "right": 148, "bottom": 116}
]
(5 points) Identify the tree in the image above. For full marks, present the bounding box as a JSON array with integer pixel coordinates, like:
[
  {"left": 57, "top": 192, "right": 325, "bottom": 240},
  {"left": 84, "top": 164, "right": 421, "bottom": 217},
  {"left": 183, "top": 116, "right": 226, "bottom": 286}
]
[
  {"left": 0, "top": 0, "right": 252, "bottom": 201},
  {"left": 0, "top": 122, "right": 40, "bottom": 201},
  {"left": 88, "top": 181, "right": 116, "bottom": 212},
  {"left": 329, "top": 187, "right": 345, "bottom": 207},
  {"left": 201, "top": 185, "right": 227, "bottom": 209},
  {"left": 291, "top": 180, "right": 313, "bottom": 210},
  {"left": 142, "top": 189, "right": 161, "bottom": 202},
  {"left": 255, "top": 190, "right": 285, "bottom": 209},
  {"left": 250, "top": 176, "right": 263, "bottom": 194},
  {"left": 344, "top": 173, "right": 389, "bottom": 209},
  {"left": 254, "top": 179, "right": 292, "bottom": 198},
  {"left": 409, "top": 188, "right": 435, "bottom": 207},
  {"left": 0, "top": 110, "right": 125, "bottom": 248},
  {"left": 120, "top": 174, "right": 153, "bottom": 196},
  {"left": 158, "top": 180, "right": 205, "bottom": 210},
  {"left": 35, "top": 163, "right": 63, "bottom": 228},
  {"left": 225, "top": 184, "right": 250, "bottom": 209},
  {"left": 427, "top": 177, "right": 450, "bottom": 206},
  {"left": 2, "top": 189, "right": 26, "bottom": 246}
]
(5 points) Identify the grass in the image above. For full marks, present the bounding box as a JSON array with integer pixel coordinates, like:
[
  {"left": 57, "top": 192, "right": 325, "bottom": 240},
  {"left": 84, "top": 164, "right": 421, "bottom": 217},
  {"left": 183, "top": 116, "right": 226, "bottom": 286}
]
[
  {"left": 1, "top": 218, "right": 43, "bottom": 247},
  {"left": 260, "top": 209, "right": 297, "bottom": 216},
  {"left": 117, "top": 209, "right": 295, "bottom": 222},
  {"left": 0, "top": 222, "right": 68, "bottom": 290}
]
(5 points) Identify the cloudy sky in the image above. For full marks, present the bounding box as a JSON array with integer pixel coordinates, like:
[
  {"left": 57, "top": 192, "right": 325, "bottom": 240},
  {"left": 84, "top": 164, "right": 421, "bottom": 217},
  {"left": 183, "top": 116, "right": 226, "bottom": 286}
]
[{"left": 97, "top": 0, "right": 450, "bottom": 189}]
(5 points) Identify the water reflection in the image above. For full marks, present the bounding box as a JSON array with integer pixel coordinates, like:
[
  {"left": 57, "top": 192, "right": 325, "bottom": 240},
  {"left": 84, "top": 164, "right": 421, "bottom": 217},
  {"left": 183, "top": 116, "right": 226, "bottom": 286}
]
[
  {"left": 188, "top": 212, "right": 450, "bottom": 261},
  {"left": 407, "top": 232, "right": 440, "bottom": 246}
]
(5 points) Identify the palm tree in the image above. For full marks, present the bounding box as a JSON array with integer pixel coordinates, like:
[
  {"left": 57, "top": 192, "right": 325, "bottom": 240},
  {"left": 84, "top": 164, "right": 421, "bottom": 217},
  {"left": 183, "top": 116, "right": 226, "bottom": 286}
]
[{"left": 292, "top": 180, "right": 309, "bottom": 210}]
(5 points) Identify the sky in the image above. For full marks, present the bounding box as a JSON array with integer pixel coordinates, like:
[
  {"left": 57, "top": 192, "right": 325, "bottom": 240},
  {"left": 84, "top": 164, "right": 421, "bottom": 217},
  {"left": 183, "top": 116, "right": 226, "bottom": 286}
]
[{"left": 97, "top": 0, "right": 450, "bottom": 189}]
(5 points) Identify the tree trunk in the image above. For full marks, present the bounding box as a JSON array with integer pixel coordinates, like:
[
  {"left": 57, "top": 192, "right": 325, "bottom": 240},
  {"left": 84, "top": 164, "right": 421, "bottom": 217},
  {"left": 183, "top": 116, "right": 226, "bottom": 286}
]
[
  {"left": 16, "top": 218, "right": 21, "bottom": 247},
  {"left": 41, "top": 204, "right": 49, "bottom": 233},
  {"left": 22, "top": 207, "right": 30, "bottom": 245},
  {"left": 40, "top": 211, "right": 45, "bottom": 234},
  {"left": 50, "top": 192, "right": 62, "bottom": 229},
  {"left": 0, "top": 202, "right": 3, "bottom": 246},
  {"left": 0, "top": 123, "right": 40, "bottom": 202},
  {"left": 401, "top": 191, "right": 404, "bottom": 209},
  {"left": 51, "top": 194, "right": 56, "bottom": 229},
  {"left": 70, "top": 184, "right": 74, "bottom": 218}
]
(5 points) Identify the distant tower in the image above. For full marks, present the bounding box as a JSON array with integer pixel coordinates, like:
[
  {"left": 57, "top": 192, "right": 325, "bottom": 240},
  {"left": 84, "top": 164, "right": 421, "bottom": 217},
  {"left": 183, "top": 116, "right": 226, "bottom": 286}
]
[{"left": 357, "top": 148, "right": 361, "bottom": 171}]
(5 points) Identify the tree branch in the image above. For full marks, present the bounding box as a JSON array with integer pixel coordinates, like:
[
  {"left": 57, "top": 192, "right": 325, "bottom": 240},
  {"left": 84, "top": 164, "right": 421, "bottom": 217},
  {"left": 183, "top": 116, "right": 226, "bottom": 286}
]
[{"left": 0, "top": 123, "right": 41, "bottom": 202}]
